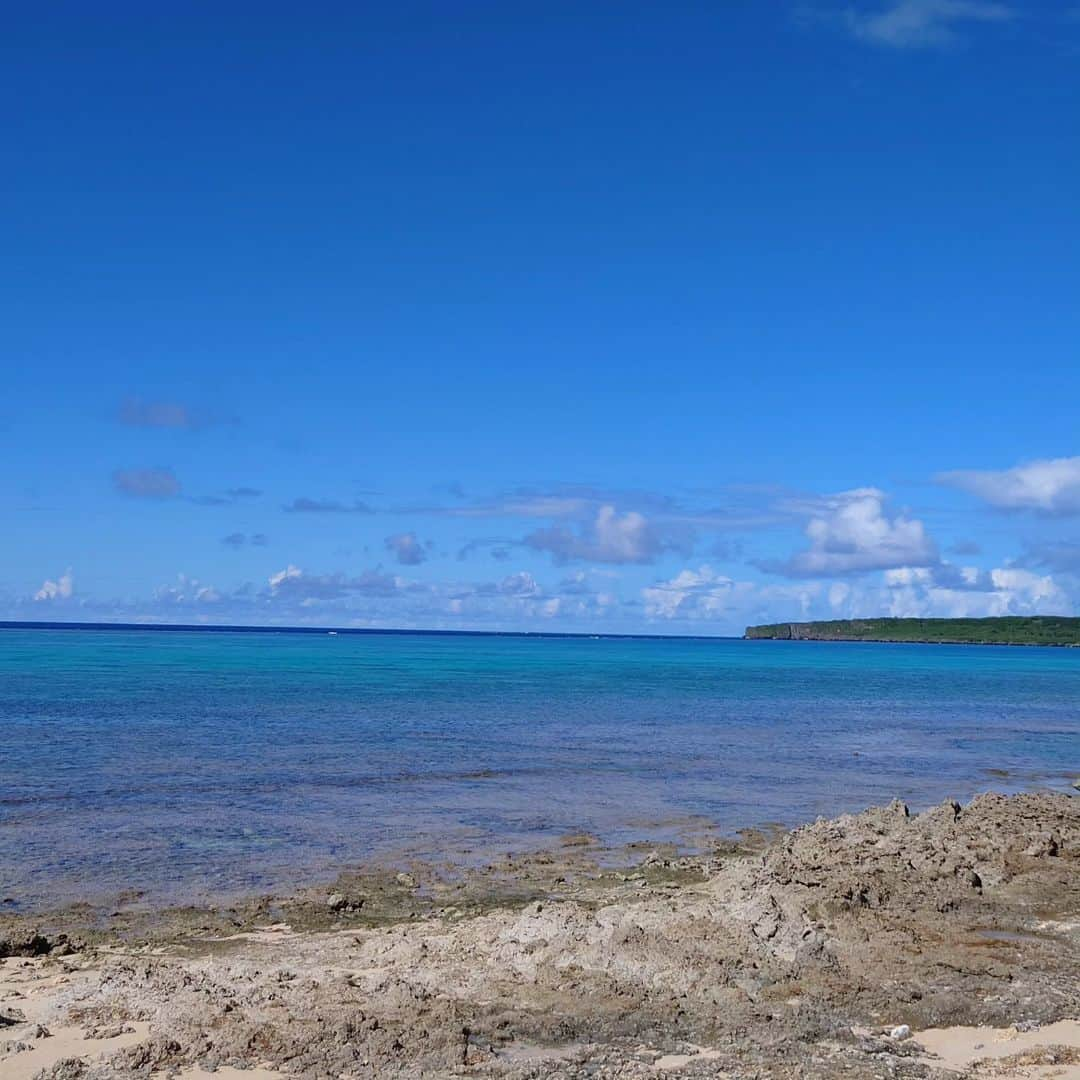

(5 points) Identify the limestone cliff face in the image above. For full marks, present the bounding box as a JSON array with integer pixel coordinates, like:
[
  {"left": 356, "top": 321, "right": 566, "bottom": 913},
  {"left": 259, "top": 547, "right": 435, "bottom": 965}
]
[
  {"left": 745, "top": 621, "right": 868, "bottom": 640},
  {"left": 745, "top": 623, "right": 793, "bottom": 639}
]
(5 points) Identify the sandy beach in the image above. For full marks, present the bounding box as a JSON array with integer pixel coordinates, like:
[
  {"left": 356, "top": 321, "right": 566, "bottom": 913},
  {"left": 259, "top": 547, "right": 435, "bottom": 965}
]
[{"left": 1, "top": 791, "right": 1077, "bottom": 1078}]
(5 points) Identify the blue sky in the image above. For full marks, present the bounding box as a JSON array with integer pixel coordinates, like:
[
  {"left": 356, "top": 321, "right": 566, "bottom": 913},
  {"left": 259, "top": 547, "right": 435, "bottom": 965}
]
[{"left": 5, "top": 1, "right": 1080, "bottom": 634}]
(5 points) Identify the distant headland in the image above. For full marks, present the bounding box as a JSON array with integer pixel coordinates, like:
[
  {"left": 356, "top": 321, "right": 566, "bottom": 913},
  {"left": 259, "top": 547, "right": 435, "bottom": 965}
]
[{"left": 744, "top": 616, "right": 1080, "bottom": 646}]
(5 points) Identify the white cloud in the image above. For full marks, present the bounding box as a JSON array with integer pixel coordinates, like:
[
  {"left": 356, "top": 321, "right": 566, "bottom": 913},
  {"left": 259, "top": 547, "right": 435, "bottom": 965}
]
[
  {"left": 831, "top": 565, "right": 1071, "bottom": 618},
  {"left": 526, "top": 505, "right": 678, "bottom": 565},
  {"left": 890, "top": 568, "right": 1069, "bottom": 617},
  {"left": 843, "top": 0, "right": 1013, "bottom": 49},
  {"left": 644, "top": 556, "right": 1072, "bottom": 630},
  {"left": 643, "top": 565, "right": 820, "bottom": 625},
  {"left": 938, "top": 456, "right": 1080, "bottom": 515},
  {"left": 34, "top": 568, "right": 74, "bottom": 602},
  {"left": 988, "top": 568, "right": 1068, "bottom": 611},
  {"left": 591, "top": 506, "right": 656, "bottom": 561},
  {"left": 769, "top": 488, "right": 937, "bottom": 577},
  {"left": 643, "top": 566, "right": 735, "bottom": 619}
]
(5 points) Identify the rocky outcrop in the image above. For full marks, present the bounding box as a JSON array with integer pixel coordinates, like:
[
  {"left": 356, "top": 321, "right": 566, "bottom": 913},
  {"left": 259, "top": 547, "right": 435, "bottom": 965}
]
[{"left": 6, "top": 793, "right": 1078, "bottom": 1079}]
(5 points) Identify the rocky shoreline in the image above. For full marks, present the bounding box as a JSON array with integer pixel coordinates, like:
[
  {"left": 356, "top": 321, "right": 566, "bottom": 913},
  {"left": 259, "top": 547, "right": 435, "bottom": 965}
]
[
  {"left": 743, "top": 617, "right": 1080, "bottom": 647},
  {"left": 2, "top": 791, "right": 1078, "bottom": 1078}
]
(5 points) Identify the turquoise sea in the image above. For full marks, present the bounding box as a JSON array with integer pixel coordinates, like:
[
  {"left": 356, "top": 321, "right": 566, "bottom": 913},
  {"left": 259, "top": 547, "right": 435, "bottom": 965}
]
[{"left": 2, "top": 626, "right": 1077, "bottom": 910}]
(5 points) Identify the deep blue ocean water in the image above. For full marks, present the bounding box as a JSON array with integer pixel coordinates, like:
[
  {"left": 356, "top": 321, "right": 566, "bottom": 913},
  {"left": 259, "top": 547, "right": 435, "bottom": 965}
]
[{"left": 2, "top": 627, "right": 1078, "bottom": 909}]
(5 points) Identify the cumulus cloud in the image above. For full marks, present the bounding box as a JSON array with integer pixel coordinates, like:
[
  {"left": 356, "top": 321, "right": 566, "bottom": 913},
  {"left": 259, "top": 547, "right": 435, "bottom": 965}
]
[
  {"left": 384, "top": 532, "right": 428, "bottom": 565},
  {"left": 642, "top": 566, "right": 820, "bottom": 624},
  {"left": 764, "top": 488, "right": 937, "bottom": 577},
  {"left": 113, "top": 467, "right": 182, "bottom": 499},
  {"left": 283, "top": 497, "right": 374, "bottom": 514},
  {"left": 841, "top": 0, "right": 1013, "bottom": 49},
  {"left": 875, "top": 566, "right": 1070, "bottom": 617},
  {"left": 810, "top": 565, "right": 1071, "bottom": 620},
  {"left": 643, "top": 558, "right": 1071, "bottom": 629},
  {"left": 34, "top": 568, "right": 74, "bottom": 602},
  {"left": 643, "top": 566, "right": 737, "bottom": 619},
  {"left": 525, "top": 505, "right": 680, "bottom": 565},
  {"left": 938, "top": 456, "right": 1080, "bottom": 515}
]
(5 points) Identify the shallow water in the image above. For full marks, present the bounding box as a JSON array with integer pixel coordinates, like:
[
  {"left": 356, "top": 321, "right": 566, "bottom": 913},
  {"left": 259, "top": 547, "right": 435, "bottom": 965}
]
[{"left": 2, "top": 627, "right": 1077, "bottom": 908}]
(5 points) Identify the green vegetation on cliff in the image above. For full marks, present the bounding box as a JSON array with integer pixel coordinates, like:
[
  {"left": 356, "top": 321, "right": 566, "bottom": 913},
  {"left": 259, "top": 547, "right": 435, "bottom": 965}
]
[{"left": 744, "top": 616, "right": 1080, "bottom": 646}]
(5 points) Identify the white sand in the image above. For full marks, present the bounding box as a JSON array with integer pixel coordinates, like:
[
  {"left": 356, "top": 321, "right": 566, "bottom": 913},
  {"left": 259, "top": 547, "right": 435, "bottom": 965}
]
[
  {"left": 1, "top": 955, "right": 285, "bottom": 1080},
  {"left": 915, "top": 1019, "right": 1080, "bottom": 1078}
]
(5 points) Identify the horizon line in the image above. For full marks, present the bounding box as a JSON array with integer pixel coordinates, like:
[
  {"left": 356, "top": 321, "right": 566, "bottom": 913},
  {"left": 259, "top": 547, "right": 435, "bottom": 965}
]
[{"left": 0, "top": 619, "right": 746, "bottom": 643}]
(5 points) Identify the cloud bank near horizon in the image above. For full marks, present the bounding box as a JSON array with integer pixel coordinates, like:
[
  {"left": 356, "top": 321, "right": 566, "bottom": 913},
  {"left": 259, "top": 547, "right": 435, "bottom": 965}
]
[{"left": 13, "top": 454, "right": 1080, "bottom": 633}]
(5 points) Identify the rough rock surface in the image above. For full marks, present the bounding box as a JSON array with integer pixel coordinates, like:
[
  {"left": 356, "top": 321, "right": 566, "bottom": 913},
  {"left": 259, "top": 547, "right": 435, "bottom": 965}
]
[{"left": 1, "top": 792, "right": 1077, "bottom": 1078}]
